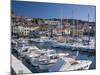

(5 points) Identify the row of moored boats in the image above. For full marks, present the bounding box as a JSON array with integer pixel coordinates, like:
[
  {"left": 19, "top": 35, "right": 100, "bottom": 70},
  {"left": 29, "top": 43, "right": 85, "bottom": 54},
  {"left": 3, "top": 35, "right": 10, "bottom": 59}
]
[{"left": 12, "top": 39, "right": 92, "bottom": 72}]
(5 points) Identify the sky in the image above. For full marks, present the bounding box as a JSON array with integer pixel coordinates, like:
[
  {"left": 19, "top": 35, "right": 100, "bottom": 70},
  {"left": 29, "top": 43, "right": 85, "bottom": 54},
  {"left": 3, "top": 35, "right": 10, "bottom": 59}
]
[{"left": 12, "top": 1, "right": 96, "bottom": 22}]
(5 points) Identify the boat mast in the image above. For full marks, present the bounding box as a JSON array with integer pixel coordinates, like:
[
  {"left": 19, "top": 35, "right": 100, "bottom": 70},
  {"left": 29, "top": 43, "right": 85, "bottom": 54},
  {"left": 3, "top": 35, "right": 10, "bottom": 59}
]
[
  {"left": 76, "top": 18, "right": 78, "bottom": 41},
  {"left": 93, "top": 10, "right": 96, "bottom": 36},
  {"left": 60, "top": 8, "right": 63, "bottom": 36},
  {"left": 66, "top": 16, "right": 68, "bottom": 43},
  {"left": 72, "top": 10, "right": 74, "bottom": 38},
  {"left": 88, "top": 13, "right": 90, "bottom": 45}
]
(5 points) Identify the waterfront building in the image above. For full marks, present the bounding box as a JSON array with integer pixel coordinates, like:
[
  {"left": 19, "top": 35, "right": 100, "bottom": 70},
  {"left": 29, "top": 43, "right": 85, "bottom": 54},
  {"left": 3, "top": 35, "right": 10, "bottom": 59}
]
[
  {"left": 44, "top": 20, "right": 60, "bottom": 25},
  {"left": 11, "top": 15, "right": 39, "bottom": 38}
]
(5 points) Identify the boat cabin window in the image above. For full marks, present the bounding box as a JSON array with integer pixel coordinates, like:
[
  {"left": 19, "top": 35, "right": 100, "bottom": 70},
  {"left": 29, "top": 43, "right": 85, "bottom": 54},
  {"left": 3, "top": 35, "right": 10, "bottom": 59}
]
[
  {"left": 22, "top": 48, "right": 28, "bottom": 52},
  {"left": 71, "top": 61, "right": 78, "bottom": 65},
  {"left": 50, "top": 56, "right": 58, "bottom": 59},
  {"left": 40, "top": 53, "right": 45, "bottom": 56}
]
